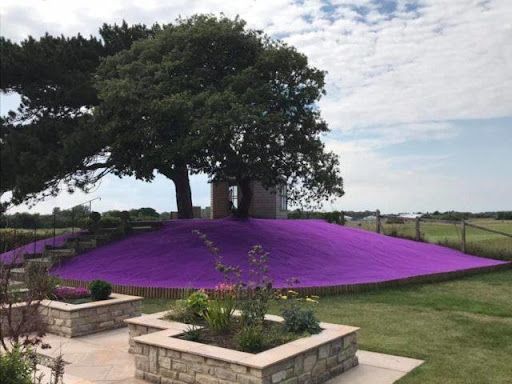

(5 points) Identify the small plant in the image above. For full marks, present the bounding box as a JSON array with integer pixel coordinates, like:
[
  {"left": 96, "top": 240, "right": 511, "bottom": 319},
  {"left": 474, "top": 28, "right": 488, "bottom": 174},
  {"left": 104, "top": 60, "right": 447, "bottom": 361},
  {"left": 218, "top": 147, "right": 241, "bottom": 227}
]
[
  {"left": 203, "top": 299, "right": 234, "bottom": 334},
  {"left": 25, "top": 263, "right": 60, "bottom": 301},
  {"left": 236, "top": 325, "right": 264, "bottom": 353},
  {"left": 88, "top": 280, "right": 112, "bottom": 301},
  {"left": 164, "top": 300, "right": 198, "bottom": 324},
  {"left": 181, "top": 325, "right": 203, "bottom": 342},
  {"left": 0, "top": 344, "right": 33, "bottom": 384},
  {"left": 282, "top": 307, "right": 321, "bottom": 334},
  {"left": 49, "top": 353, "right": 65, "bottom": 384},
  {"left": 186, "top": 290, "right": 208, "bottom": 316},
  {"left": 280, "top": 282, "right": 322, "bottom": 335}
]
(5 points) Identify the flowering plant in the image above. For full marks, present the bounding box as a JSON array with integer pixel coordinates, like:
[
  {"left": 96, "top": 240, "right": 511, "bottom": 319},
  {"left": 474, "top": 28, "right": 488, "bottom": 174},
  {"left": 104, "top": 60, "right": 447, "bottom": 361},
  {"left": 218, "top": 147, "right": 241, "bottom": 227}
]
[{"left": 53, "top": 286, "right": 91, "bottom": 301}]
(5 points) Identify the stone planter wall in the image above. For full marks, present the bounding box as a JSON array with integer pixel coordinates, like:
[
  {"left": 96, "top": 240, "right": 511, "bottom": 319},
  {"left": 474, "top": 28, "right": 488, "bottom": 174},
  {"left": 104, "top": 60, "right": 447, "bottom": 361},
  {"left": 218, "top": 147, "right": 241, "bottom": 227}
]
[
  {"left": 39, "top": 293, "right": 143, "bottom": 338},
  {"left": 1, "top": 302, "right": 40, "bottom": 336},
  {"left": 125, "top": 312, "right": 358, "bottom": 384}
]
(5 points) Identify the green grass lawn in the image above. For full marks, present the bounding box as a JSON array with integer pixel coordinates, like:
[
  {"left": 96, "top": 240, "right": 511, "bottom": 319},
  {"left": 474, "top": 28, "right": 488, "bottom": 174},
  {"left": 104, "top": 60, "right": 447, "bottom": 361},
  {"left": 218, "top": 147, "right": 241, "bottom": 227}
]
[
  {"left": 142, "top": 269, "right": 512, "bottom": 384},
  {"left": 346, "top": 218, "right": 512, "bottom": 261}
]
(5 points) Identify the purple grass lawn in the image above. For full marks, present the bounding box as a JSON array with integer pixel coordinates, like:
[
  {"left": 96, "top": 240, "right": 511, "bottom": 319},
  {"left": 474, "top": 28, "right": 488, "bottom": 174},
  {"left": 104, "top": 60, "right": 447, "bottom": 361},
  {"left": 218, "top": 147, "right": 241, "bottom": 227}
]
[
  {"left": 49, "top": 218, "right": 507, "bottom": 288},
  {"left": 1, "top": 232, "right": 77, "bottom": 264}
]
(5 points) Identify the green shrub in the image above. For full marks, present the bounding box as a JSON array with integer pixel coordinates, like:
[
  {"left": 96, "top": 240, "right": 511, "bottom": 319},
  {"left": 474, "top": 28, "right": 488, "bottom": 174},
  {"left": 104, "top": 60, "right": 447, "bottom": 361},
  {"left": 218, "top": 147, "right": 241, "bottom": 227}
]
[
  {"left": 163, "top": 300, "right": 197, "bottom": 324},
  {"left": 186, "top": 290, "right": 209, "bottom": 315},
  {"left": 88, "top": 280, "right": 112, "bottom": 301},
  {"left": 0, "top": 345, "right": 33, "bottom": 384},
  {"left": 282, "top": 306, "right": 321, "bottom": 334},
  {"left": 236, "top": 325, "right": 264, "bottom": 353}
]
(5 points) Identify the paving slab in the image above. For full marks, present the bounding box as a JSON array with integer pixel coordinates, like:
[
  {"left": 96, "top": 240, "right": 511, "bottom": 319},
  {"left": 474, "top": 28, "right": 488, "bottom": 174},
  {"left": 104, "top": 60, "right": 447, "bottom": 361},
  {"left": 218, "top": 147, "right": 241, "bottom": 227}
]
[{"left": 37, "top": 327, "right": 422, "bottom": 384}]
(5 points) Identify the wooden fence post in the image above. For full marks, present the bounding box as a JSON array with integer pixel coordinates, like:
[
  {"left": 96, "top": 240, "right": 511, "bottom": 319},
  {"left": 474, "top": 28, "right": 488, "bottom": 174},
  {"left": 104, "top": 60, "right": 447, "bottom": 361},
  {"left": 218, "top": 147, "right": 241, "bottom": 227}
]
[
  {"left": 376, "top": 210, "right": 381, "bottom": 234},
  {"left": 415, "top": 217, "right": 421, "bottom": 241},
  {"left": 461, "top": 221, "right": 466, "bottom": 253}
]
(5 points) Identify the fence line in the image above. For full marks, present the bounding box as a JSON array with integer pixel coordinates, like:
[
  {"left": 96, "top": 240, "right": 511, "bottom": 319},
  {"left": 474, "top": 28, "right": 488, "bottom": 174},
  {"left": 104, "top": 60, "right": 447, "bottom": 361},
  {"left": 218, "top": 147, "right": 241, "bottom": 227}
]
[{"left": 353, "top": 211, "right": 512, "bottom": 254}]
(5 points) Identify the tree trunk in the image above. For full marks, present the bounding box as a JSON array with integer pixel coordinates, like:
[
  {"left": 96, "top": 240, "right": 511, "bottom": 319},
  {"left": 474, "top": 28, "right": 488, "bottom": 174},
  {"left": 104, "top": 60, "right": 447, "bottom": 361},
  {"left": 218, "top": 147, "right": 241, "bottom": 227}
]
[
  {"left": 236, "top": 179, "right": 253, "bottom": 218},
  {"left": 173, "top": 164, "right": 194, "bottom": 219}
]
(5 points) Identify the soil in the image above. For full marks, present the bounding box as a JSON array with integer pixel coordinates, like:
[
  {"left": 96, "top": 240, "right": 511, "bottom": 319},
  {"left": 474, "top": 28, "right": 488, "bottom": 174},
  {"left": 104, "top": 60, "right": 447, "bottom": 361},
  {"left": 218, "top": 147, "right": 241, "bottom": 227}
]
[{"left": 171, "top": 317, "right": 303, "bottom": 353}]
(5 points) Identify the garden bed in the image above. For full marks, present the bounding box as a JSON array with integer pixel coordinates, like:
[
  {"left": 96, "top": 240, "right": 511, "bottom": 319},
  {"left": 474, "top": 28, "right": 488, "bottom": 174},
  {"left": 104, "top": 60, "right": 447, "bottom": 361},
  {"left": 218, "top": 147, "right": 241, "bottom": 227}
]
[
  {"left": 40, "top": 293, "right": 142, "bottom": 337},
  {"left": 126, "top": 311, "right": 359, "bottom": 384}
]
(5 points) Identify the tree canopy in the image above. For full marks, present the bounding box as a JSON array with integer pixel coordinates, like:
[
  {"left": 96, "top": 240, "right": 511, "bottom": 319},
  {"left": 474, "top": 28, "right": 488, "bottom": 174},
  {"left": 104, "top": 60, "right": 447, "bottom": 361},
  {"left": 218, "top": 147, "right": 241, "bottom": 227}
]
[
  {"left": 0, "top": 22, "right": 157, "bottom": 212},
  {"left": 1, "top": 15, "right": 344, "bottom": 217}
]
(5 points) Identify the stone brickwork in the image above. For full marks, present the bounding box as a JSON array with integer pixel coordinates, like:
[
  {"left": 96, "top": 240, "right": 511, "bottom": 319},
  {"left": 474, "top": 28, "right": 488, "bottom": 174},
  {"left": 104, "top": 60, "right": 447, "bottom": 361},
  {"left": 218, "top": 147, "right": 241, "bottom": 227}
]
[
  {"left": 39, "top": 293, "right": 142, "bottom": 338},
  {"left": 1, "top": 302, "right": 40, "bottom": 336},
  {"left": 126, "top": 312, "right": 358, "bottom": 384}
]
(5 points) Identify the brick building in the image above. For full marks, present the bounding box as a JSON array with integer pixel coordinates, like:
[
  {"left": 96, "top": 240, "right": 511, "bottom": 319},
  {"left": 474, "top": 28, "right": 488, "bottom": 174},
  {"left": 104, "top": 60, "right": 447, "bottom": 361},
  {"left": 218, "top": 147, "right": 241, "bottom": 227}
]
[{"left": 211, "top": 181, "right": 287, "bottom": 219}]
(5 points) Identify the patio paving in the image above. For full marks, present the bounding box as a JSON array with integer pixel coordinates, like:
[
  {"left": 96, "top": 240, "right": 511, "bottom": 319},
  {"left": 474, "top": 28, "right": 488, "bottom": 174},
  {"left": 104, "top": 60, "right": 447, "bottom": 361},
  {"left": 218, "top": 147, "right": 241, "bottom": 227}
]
[{"left": 36, "top": 327, "right": 423, "bottom": 383}]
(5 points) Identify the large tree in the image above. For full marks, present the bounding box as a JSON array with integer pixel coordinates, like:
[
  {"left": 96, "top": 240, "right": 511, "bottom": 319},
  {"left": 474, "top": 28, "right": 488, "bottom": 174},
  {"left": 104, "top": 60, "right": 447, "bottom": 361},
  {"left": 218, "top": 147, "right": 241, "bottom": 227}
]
[
  {"left": 94, "top": 15, "right": 264, "bottom": 218},
  {"left": 192, "top": 39, "right": 344, "bottom": 216},
  {"left": 95, "top": 15, "right": 343, "bottom": 218},
  {"left": 0, "top": 22, "right": 160, "bottom": 212}
]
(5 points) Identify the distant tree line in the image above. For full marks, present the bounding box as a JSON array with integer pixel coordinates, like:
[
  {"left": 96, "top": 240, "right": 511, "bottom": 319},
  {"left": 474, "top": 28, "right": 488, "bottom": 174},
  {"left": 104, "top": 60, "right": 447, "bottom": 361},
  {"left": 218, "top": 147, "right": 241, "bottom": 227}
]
[
  {"left": 289, "top": 209, "right": 512, "bottom": 223},
  {"left": 422, "top": 211, "right": 511, "bottom": 221},
  {"left": 0, "top": 207, "right": 167, "bottom": 229}
]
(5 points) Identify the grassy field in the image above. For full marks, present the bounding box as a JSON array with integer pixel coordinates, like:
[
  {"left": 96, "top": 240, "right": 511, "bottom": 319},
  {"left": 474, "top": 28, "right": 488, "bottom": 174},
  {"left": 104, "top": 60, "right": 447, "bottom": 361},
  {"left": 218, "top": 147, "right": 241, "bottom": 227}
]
[
  {"left": 142, "top": 269, "right": 512, "bottom": 384},
  {"left": 346, "top": 218, "right": 512, "bottom": 261}
]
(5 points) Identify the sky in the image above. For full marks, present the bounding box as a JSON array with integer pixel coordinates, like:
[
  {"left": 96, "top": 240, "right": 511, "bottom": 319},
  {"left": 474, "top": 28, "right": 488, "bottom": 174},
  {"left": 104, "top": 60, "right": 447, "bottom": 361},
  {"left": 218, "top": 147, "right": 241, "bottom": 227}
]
[{"left": 0, "top": 0, "right": 511, "bottom": 214}]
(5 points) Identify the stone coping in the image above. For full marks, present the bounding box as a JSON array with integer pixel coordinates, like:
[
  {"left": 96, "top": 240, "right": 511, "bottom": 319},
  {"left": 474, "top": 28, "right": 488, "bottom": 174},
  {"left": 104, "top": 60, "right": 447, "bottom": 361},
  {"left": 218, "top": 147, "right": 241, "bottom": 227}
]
[
  {"left": 40, "top": 293, "right": 143, "bottom": 312},
  {"left": 129, "top": 311, "right": 359, "bottom": 370}
]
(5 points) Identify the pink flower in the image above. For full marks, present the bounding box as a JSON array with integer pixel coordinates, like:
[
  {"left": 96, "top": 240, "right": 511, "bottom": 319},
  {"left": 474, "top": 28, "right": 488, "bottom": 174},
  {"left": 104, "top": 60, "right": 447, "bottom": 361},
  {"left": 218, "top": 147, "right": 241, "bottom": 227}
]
[{"left": 53, "top": 286, "right": 91, "bottom": 300}]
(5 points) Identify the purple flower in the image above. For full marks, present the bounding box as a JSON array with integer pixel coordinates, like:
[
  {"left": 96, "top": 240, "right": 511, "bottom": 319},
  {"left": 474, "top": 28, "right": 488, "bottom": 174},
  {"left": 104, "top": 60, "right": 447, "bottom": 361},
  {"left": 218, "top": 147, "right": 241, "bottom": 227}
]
[{"left": 53, "top": 286, "right": 91, "bottom": 300}]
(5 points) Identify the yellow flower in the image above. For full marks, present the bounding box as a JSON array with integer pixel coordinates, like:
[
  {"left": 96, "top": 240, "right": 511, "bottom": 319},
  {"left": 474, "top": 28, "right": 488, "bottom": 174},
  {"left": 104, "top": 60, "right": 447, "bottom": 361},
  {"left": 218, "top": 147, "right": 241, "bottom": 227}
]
[
  {"left": 287, "top": 290, "right": 299, "bottom": 295},
  {"left": 306, "top": 297, "right": 318, "bottom": 304}
]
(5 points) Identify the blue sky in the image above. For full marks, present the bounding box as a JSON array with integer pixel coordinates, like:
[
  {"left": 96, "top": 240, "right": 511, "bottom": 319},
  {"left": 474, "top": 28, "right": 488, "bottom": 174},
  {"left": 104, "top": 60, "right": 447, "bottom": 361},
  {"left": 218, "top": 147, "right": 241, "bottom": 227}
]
[{"left": 1, "top": 0, "right": 511, "bottom": 214}]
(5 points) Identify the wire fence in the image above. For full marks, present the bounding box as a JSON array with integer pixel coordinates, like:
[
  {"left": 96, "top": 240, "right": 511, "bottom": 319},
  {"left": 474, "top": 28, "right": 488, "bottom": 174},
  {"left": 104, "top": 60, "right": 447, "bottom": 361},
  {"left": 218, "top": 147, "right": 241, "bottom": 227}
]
[{"left": 345, "top": 211, "right": 512, "bottom": 261}]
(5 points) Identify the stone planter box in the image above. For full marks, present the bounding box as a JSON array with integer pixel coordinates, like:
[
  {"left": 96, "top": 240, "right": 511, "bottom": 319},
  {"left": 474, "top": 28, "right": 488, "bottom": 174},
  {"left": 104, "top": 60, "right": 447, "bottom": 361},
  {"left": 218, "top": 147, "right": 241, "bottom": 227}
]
[
  {"left": 39, "top": 293, "right": 142, "bottom": 338},
  {"left": 125, "top": 312, "right": 359, "bottom": 384}
]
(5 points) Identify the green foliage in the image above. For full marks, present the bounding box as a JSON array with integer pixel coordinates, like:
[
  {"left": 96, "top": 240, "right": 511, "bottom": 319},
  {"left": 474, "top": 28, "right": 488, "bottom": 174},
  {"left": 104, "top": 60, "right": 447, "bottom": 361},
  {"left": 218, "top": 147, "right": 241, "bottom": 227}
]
[
  {"left": 89, "top": 211, "right": 101, "bottom": 223},
  {"left": 237, "top": 246, "right": 274, "bottom": 327},
  {"left": 280, "top": 288, "right": 321, "bottom": 335},
  {"left": 186, "top": 290, "right": 209, "bottom": 316},
  {"left": 163, "top": 300, "right": 198, "bottom": 324},
  {"left": 385, "top": 216, "right": 405, "bottom": 224},
  {"left": 322, "top": 211, "right": 344, "bottom": 225},
  {"left": 496, "top": 211, "right": 512, "bottom": 220},
  {"left": 0, "top": 345, "right": 33, "bottom": 384},
  {"left": 236, "top": 325, "right": 264, "bottom": 353},
  {"left": 203, "top": 299, "right": 235, "bottom": 334},
  {"left": 0, "top": 22, "right": 157, "bottom": 210},
  {"left": 99, "top": 216, "right": 121, "bottom": 228},
  {"left": 282, "top": 306, "right": 321, "bottom": 334},
  {"left": 181, "top": 325, "right": 203, "bottom": 342},
  {"left": 88, "top": 280, "right": 112, "bottom": 301}
]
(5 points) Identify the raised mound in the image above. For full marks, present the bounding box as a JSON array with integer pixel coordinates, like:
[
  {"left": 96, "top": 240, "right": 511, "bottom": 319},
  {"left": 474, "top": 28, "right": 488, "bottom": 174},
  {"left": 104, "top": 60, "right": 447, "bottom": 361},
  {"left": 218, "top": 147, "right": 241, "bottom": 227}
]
[{"left": 51, "top": 218, "right": 507, "bottom": 288}]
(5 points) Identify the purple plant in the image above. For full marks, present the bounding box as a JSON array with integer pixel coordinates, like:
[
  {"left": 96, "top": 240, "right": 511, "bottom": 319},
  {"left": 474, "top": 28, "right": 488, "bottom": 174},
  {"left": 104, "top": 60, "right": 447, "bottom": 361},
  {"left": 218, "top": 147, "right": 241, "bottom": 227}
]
[{"left": 53, "top": 286, "right": 91, "bottom": 300}]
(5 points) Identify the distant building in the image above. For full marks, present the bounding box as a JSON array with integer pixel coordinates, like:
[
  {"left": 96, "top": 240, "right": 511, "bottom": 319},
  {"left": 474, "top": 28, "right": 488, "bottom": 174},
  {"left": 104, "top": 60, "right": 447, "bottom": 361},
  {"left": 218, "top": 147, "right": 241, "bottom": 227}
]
[
  {"left": 211, "top": 181, "right": 288, "bottom": 219},
  {"left": 201, "top": 207, "right": 211, "bottom": 219},
  {"left": 398, "top": 212, "right": 422, "bottom": 219}
]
